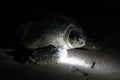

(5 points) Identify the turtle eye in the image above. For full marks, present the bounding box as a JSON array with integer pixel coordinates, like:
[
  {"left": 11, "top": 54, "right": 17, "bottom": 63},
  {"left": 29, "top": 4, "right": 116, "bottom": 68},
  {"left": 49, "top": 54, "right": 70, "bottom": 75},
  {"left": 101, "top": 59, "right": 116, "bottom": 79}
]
[
  {"left": 76, "top": 33, "right": 85, "bottom": 42},
  {"left": 76, "top": 38, "right": 81, "bottom": 42},
  {"left": 79, "top": 33, "right": 86, "bottom": 41},
  {"left": 75, "top": 38, "right": 83, "bottom": 44}
]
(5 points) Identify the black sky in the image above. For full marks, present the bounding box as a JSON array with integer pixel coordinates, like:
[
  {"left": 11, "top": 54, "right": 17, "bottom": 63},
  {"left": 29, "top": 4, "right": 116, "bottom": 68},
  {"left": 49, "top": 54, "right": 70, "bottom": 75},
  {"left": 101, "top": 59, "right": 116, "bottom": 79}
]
[{"left": 0, "top": 1, "right": 120, "bottom": 48}]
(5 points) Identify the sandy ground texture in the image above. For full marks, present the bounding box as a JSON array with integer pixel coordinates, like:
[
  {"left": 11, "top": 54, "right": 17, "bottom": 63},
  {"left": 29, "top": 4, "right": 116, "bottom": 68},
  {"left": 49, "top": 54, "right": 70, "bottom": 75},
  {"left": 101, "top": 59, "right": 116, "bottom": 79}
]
[{"left": 0, "top": 47, "right": 120, "bottom": 80}]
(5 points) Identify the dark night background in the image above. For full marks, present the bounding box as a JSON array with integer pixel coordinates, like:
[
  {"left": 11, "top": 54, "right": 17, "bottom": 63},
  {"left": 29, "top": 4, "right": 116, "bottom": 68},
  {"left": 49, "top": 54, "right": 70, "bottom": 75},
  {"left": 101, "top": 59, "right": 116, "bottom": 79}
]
[
  {"left": 0, "top": 0, "right": 119, "bottom": 48},
  {"left": 1, "top": 1, "right": 120, "bottom": 80}
]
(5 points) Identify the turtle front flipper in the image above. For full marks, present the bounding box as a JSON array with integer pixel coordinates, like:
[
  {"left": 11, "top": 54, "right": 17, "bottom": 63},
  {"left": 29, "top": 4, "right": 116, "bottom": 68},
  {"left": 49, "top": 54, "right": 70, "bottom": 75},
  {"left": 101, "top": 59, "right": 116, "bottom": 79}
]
[
  {"left": 81, "top": 37, "right": 107, "bottom": 51},
  {"left": 31, "top": 45, "right": 60, "bottom": 64}
]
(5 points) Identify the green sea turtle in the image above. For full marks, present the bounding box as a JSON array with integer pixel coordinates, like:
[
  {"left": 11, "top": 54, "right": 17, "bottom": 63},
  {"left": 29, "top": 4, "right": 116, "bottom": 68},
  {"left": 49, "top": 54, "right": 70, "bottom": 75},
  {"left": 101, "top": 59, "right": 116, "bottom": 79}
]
[{"left": 7, "top": 16, "right": 103, "bottom": 64}]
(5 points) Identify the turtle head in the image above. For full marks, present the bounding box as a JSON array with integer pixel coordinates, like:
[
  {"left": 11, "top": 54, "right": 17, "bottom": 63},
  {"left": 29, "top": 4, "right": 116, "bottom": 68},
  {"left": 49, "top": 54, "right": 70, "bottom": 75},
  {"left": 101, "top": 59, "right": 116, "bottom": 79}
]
[{"left": 69, "top": 31, "right": 86, "bottom": 48}]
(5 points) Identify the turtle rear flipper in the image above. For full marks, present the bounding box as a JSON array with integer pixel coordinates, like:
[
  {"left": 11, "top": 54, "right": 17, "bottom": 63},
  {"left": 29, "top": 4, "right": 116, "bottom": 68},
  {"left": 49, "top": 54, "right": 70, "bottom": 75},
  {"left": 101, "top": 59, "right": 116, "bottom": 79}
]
[{"left": 7, "top": 48, "right": 34, "bottom": 64}]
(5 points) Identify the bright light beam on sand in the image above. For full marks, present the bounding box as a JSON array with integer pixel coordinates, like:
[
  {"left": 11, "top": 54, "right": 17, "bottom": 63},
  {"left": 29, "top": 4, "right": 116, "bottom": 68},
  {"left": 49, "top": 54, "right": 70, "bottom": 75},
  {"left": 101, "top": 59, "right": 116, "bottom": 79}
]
[{"left": 58, "top": 49, "right": 91, "bottom": 68}]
